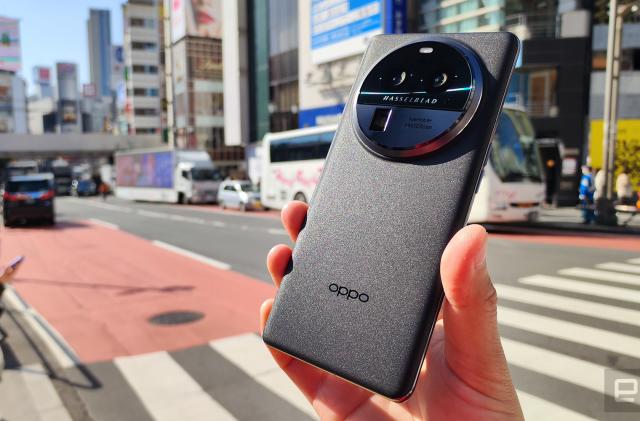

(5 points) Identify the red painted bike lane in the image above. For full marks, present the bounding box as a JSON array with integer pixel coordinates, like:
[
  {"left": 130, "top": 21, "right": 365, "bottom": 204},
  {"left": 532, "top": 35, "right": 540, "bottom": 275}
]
[{"left": 0, "top": 221, "right": 275, "bottom": 364}]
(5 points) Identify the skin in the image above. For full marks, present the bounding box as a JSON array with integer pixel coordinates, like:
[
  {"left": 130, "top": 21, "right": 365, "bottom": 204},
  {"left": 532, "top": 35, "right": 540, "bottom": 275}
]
[{"left": 260, "top": 201, "right": 524, "bottom": 421}]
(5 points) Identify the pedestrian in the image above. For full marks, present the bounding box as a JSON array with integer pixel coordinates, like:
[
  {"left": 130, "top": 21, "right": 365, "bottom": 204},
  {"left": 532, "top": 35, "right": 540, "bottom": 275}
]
[
  {"left": 616, "top": 171, "right": 635, "bottom": 206},
  {"left": 579, "top": 165, "right": 595, "bottom": 224},
  {"left": 260, "top": 202, "right": 524, "bottom": 420},
  {"left": 98, "top": 182, "right": 110, "bottom": 201}
]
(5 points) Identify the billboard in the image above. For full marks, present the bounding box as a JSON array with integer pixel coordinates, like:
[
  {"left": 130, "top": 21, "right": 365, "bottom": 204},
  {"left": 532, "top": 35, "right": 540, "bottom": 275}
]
[
  {"left": 116, "top": 151, "right": 174, "bottom": 188},
  {"left": 0, "top": 17, "right": 20, "bottom": 72},
  {"left": 33, "top": 66, "right": 51, "bottom": 84},
  {"left": 589, "top": 119, "right": 640, "bottom": 169},
  {"left": 111, "top": 45, "right": 124, "bottom": 90},
  {"left": 171, "top": 0, "right": 222, "bottom": 42},
  {"left": 311, "top": 0, "right": 383, "bottom": 64}
]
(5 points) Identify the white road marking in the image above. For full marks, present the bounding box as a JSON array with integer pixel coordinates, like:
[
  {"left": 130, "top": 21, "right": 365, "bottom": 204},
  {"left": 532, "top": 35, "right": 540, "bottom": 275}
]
[
  {"left": 558, "top": 267, "right": 640, "bottom": 285},
  {"left": 596, "top": 262, "right": 640, "bottom": 275},
  {"left": 210, "top": 334, "right": 316, "bottom": 418},
  {"left": 0, "top": 364, "right": 72, "bottom": 421},
  {"left": 2, "top": 287, "right": 79, "bottom": 369},
  {"left": 496, "top": 283, "right": 640, "bottom": 327},
  {"left": 136, "top": 209, "right": 170, "bottom": 219},
  {"left": 115, "top": 352, "right": 237, "bottom": 421},
  {"left": 211, "top": 220, "right": 226, "bottom": 227},
  {"left": 502, "top": 337, "right": 630, "bottom": 396},
  {"left": 86, "top": 218, "right": 119, "bottom": 230},
  {"left": 628, "top": 257, "right": 640, "bottom": 265},
  {"left": 69, "top": 198, "right": 133, "bottom": 213},
  {"left": 516, "top": 390, "right": 597, "bottom": 421},
  {"left": 152, "top": 240, "right": 231, "bottom": 270},
  {"left": 519, "top": 274, "right": 640, "bottom": 304},
  {"left": 267, "top": 228, "right": 287, "bottom": 236},
  {"left": 498, "top": 306, "right": 640, "bottom": 359}
]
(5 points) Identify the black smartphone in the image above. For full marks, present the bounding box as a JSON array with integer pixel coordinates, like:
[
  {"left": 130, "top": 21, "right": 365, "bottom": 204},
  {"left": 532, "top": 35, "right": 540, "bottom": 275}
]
[{"left": 263, "top": 33, "right": 519, "bottom": 400}]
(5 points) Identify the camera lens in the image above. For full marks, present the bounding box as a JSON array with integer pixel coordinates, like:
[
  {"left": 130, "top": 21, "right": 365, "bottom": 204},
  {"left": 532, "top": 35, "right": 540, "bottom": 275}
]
[
  {"left": 390, "top": 71, "right": 407, "bottom": 87},
  {"left": 432, "top": 72, "right": 448, "bottom": 88}
]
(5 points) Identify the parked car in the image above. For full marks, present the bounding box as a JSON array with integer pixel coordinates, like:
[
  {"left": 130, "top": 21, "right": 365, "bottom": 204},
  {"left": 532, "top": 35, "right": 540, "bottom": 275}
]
[
  {"left": 2, "top": 174, "right": 55, "bottom": 226},
  {"left": 71, "top": 179, "right": 97, "bottom": 196},
  {"left": 217, "top": 180, "right": 262, "bottom": 211}
]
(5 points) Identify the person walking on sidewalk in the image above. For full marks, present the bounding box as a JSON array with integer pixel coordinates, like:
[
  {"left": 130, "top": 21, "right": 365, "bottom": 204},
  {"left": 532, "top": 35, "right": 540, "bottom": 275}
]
[{"left": 579, "top": 165, "right": 595, "bottom": 224}]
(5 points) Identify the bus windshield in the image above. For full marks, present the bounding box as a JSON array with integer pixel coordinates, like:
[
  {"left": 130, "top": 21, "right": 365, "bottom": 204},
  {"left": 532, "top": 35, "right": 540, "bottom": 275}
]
[
  {"left": 269, "top": 131, "right": 334, "bottom": 163},
  {"left": 489, "top": 109, "right": 542, "bottom": 182},
  {"left": 191, "top": 168, "right": 222, "bottom": 181}
]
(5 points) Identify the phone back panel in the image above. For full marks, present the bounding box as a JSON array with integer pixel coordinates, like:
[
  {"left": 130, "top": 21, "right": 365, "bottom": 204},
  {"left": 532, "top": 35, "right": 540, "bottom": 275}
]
[{"left": 263, "top": 32, "right": 519, "bottom": 400}]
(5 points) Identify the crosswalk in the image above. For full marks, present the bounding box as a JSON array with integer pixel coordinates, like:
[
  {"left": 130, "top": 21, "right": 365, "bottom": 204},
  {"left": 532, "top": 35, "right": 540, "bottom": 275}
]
[{"left": 3, "top": 256, "right": 640, "bottom": 420}]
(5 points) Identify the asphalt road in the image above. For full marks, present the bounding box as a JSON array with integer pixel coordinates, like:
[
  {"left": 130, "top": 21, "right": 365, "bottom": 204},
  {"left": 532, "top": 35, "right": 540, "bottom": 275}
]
[{"left": 2, "top": 195, "right": 640, "bottom": 420}]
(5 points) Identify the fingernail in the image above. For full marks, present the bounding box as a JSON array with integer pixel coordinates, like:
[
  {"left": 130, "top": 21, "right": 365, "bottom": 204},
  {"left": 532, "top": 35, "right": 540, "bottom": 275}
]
[{"left": 473, "top": 235, "right": 487, "bottom": 270}]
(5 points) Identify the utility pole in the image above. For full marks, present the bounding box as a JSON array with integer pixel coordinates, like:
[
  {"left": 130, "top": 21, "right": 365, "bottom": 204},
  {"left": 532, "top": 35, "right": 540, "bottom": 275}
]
[
  {"left": 597, "top": 0, "right": 639, "bottom": 225},
  {"left": 162, "top": 0, "right": 175, "bottom": 149}
]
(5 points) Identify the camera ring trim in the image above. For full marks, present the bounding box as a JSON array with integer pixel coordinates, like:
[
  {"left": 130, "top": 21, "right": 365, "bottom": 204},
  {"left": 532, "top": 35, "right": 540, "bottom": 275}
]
[{"left": 351, "top": 36, "right": 484, "bottom": 160}]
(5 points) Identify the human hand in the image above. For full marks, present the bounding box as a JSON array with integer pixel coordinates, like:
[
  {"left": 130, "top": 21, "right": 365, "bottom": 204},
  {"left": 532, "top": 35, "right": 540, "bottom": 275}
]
[{"left": 260, "top": 201, "right": 523, "bottom": 420}]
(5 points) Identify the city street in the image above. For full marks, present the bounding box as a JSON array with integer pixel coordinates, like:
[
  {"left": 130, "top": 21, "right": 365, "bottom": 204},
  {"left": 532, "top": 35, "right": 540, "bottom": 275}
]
[{"left": 0, "top": 197, "right": 639, "bottom": 420}]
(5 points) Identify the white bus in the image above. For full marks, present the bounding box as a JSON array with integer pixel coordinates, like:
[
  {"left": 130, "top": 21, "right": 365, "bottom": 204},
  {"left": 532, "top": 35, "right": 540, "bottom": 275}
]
[{"left": 261, "top": 105, "right": 544, "bottom": 223}]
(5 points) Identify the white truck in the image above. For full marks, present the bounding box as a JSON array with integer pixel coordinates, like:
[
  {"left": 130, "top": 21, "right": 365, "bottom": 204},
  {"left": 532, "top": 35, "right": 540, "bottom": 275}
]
[{"left": 115, "top": 148, "right": 223, "bottom": 204}]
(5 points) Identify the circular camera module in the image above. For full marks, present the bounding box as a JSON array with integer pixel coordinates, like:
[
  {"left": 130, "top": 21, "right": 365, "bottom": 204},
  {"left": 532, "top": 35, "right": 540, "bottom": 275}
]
[
  {"left": 432, "top": 72, "right": 448, "bottom": 88},
  {"left": 390, "top": 71, "right": 407, "bottom": 87},
  {"left": 354, "top": 38, "right": 483, "bottom": 159}
]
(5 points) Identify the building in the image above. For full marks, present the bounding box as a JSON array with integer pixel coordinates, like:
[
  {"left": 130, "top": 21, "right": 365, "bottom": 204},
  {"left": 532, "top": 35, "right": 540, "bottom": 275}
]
[
  {"left": 588, "top": 22, "right": 640, "bottom": 186},
  {"left": 87, "top": 9, "right": 113, "bottom": 98},
  {"left": 168, "top": 0, "right": 244, "bottom": 174},
  {"left": 0, "top": 72, "right": 27, "bottom": 133},
  {"left": 27, "top": 96, "right": 56, "bottom": 134},
  {"left": 56, "top": 62, "right": 81, "bottom": 133},
  {"left": 297, "top": 0, "right": 407, "bottom": 128},
  {"left": 32, "top": 66, "right": 54, "bottom": 99},
  {"left": 123, "top": 0, "right": 162, "bottom": 135}
]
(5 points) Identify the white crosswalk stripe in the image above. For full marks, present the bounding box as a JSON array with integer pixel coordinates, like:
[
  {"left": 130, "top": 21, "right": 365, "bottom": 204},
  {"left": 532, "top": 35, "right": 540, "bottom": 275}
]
[
  {"left": 210, "top": 334, "right": 317, "bottom": 418},
  {"left": 115, "top": 351, "right": 237, "bottom": 421},
  {"left": 628, "top": 257, "right": 640, "bottom": 265},
  {"left": 596, "top": 261, "right": 640, "bottom": 274},
  {"left": 558, "top": 267, "right": 640, "bottom": 285},
  {"left": 496, "top": 283, "right": 640, "bottom": 327},
  {"left": 516, "top": 390, "right": 597, "bottom": 421},
  {"left": 519, "top": 274, "right": 640, "bottom": 304}
]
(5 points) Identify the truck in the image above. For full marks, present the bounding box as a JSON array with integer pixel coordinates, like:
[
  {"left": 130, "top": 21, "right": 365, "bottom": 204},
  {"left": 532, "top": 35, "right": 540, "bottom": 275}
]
[
  {"left": 114, "top": 148, "right": 223, "bottom": 204},
  {"left": 50, "top": 159, "right": 73, "bottom": 196}
]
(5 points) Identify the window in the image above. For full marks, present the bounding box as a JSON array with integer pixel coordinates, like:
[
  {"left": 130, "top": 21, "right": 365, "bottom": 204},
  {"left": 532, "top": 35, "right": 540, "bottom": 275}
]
[
  {"left": 132, "top": 87, "right": 159, "bottom": 96},
  {"left": 129, "top": 17, "right": 155, "bottom": 28},
  {"left": 131, "top": 41, "right": 156, "bottom": 51},
  {"left": 224, "top": 185, "right": 235, "bottom": 192},
  {"left": 270, "top": 132, "right": 334, "bottom": 163},
  {"left": 134, "top": 108, "right": 158, "bottom": 116},
  {"left": 135, "top": 128, "right": 156, "bottom": 134},
  {"left": 132, "top": 65, "right": 158, "bottom": 74}
]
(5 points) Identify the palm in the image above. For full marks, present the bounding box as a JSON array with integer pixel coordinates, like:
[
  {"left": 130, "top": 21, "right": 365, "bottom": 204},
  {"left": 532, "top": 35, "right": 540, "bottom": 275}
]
[{"left": 260, "top": 202, "right": 522, "bottom": 421}]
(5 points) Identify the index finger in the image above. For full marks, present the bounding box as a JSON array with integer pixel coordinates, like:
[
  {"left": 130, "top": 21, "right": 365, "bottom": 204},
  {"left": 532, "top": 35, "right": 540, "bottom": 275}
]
[{"left": 281, "top": 201, "right": 309, "bottom": 242}]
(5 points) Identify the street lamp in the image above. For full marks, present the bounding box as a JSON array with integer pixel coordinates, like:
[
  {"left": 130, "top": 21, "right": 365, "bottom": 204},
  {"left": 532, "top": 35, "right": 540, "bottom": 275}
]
[{"left": 597, "top": 0, "right": 640, "bottom": 225}]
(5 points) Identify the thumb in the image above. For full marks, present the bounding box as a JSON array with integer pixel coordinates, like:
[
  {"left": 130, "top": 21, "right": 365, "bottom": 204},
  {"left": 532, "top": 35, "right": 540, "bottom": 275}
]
[{"left": 440, "top": 225, "right": 515, "bottom": 400}]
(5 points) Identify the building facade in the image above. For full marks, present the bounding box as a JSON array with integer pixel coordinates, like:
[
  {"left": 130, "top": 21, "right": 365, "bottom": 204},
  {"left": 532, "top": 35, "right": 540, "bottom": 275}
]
[
  {"left": 123, "top": 0, "right": 162, "bottom": 135},
  {"left": 168, "top": 0, "right": 244, "bottom": 174},
  {"left": 87, "top": 9, "right": 113, "bottom": 98},
  {"left": 32, "top": 66, "right": 54, "bottom": 99},
  {"left": 0, "top": 72, "right": 27, "bottom": 134},
  {"left": 56, "top": 62, "right": 81, "bottom": 133}
]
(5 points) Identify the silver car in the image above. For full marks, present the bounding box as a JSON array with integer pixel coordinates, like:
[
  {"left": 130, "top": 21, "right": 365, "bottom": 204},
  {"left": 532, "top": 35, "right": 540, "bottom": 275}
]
[{"left": 217, "top": 180, "right": 262, "bottom": 211}]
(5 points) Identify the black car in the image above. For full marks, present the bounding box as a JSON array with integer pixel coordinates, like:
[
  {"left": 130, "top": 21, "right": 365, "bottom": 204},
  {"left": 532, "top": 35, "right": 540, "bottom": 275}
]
[{"left": 2, "top": 174, "right": 56, "bottom": 226}]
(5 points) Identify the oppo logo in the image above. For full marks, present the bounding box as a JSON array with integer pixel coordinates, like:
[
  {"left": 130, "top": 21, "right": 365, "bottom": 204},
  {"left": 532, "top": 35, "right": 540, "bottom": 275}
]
[{"left": 328, "top": 283, "right": 370, "bottom": 303}]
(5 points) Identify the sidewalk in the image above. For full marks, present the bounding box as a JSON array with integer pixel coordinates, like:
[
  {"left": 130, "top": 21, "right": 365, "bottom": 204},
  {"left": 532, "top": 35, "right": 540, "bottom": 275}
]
[{"left": 485, "top": 206, "right": 640, "bottom": 236}]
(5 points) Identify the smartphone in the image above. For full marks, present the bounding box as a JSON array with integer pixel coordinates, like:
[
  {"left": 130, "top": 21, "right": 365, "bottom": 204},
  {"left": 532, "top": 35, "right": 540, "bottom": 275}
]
[
  {"left": 263, "top": 33, "right": 519, "bottom": 400},
  {"left": 8, "top": 255, "right": 24, "bottom": 270}
]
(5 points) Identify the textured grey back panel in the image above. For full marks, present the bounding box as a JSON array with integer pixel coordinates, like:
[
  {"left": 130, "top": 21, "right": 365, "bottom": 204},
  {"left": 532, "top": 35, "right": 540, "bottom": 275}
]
[{"left": 263, "top": 32, "right": 519, "bottom": 399}]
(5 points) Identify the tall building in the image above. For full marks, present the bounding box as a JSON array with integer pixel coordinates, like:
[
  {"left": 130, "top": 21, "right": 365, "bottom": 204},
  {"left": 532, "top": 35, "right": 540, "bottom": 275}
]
[
  {"left": 32, "top": 66, "right": 54, "bottom": 99},
  {"left": 56, "top": 62, "right": 81, "bottom": 133},
  {"left": 87, "top": 9, "right": 113, "bottom": 98},
  {"left": 0, "top": 72, "right": 27, "bottom": 133},
  {"left": 123, "top": 0, "right": 162, "bottom": 135},
  {"left": 168, "top": 0, "right": 244, "bottom": 174},
  {"left": 418, "top": 0, "right": 504, "bottom": 33}
]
